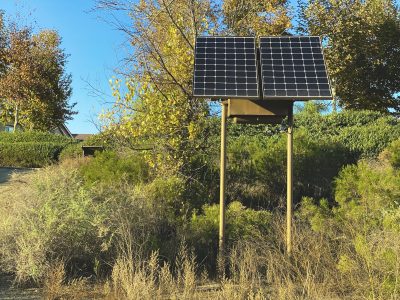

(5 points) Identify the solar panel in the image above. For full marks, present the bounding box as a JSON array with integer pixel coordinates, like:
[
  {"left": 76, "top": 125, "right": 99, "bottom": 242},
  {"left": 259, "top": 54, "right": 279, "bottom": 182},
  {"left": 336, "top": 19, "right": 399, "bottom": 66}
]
[
  {"left": 193, "top": 37, "right": 259, "bottom": 99},
  {"left": 259, "top": 36, "right": 332, "bottom": 100}
]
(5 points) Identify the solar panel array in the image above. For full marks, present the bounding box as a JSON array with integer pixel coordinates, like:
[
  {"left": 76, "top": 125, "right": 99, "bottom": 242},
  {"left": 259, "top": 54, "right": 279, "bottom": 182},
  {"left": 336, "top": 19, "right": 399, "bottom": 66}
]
[
  {"left": 260, "top": 36, "right": 331, "bottom": 99},
  {"left": 193, "top": 36, "right": 332, "bottom": 100},
  {"left": 193, "top": 37, "right": 259, "bottom": 99}
]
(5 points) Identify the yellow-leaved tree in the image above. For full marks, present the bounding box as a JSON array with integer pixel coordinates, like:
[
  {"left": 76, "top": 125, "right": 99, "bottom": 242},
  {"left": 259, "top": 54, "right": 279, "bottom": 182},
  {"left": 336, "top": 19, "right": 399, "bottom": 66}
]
[
  {"left": 222, "top": 0, "right": 291, "bottom": 36},
  {"left": 97, "top": 0, "right": 293, "bottom": 174},
  {"left": 97, "top": 0, "right": 218, "bottom": 173}
]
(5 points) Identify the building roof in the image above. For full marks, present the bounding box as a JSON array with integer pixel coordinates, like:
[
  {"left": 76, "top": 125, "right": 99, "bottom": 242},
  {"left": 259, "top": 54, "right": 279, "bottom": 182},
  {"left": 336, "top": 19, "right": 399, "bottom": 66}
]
[{"left": 57, "top": 124, "right": 73, "bottom": 138}]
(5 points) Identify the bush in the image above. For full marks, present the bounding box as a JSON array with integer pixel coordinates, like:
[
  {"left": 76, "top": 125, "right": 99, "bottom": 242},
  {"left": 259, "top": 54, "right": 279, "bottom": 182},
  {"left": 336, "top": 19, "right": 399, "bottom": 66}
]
[
  {"left": 59, "top": 133, "right": 112, "bottom": 161},
  {"left": 335, "top": 117, "right": 400, "bottom": 158},
  {"left": 80, "top": 151, "right": 150, "bottom": 186},
  {"left": 299, "top": 154, "right": 400, "bottom": 298},
  {"left": 0, "top": 159, "right": 167, "bottom": 283},
  {"left": 58, "top": 142, "right": 83, "bottom": 161},
  {"left": 187, "top": 201, "right": 272, "bottom": 271},
  {"left": 296, "top": 107, "right": 400, "bottom": 158},
  {"left": 0, "top": 131, "right": 74, "bottom": 143},
  {"left": 0, "top": 142, "right": 69, "bottom": 167},
  {"left": 219, "top": 107, "right": 399, "bottom": 210},
  {"left": 0, "top": 132, "right": 76, "bottom": 167},
  {"left": 227, "top": 129, "right": 354, "bottom": 209},
  {"left": 384, "top": 138, "right": 400, "bottom": 169}
]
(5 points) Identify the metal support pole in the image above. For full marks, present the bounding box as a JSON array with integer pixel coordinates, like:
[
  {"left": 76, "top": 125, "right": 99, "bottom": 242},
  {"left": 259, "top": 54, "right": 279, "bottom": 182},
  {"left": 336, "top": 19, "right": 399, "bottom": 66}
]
[
  {"left": 287, "top": 103, "right": 294, "bottom": 255},
  {"left": 218, "top": 102, "right": 227, "bottom": 276}
]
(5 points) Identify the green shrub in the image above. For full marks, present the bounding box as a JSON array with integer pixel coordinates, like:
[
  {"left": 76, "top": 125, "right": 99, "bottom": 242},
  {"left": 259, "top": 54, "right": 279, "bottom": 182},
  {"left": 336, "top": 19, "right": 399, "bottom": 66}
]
[
  {"left": 227, "top": 129, "right": 354, "bottom": 209},
  {"left": 0, "top": 131, "right": 74, "bottom": 143},
  {"left": 217, "top": 107, "right": 399, "bottom": 210},
  {"left": 385, "top": 139, "right": 400, "bottom": 168},
  {"left": 0, "top": 159, "right": 167, "bottom": 283},
  {"left": 299, "top": 155, "right": 400, "bottom": 298},
  {"left": 335, "top": 118, "right": 400, "bottom": 158},
  {"left": 0, "top": 142, "right": 69, "bottom": 167},
  {"left": 59, "top": 142, "right": 83, "bottom": 161},
  {"left": 0, "top": 132, "right": 76, "bottom": 167},
  {"left": 187, "top": 201, "right": 272, "bottom": 271},
  {"left": 80, "top": 151, "right": 150, "bottom": 186},
  {"left": 59, "top": 134, "right": 112, "bottom": 161},
  {"left": 296, "top": 107, "right": 400, "bottom": 158}
]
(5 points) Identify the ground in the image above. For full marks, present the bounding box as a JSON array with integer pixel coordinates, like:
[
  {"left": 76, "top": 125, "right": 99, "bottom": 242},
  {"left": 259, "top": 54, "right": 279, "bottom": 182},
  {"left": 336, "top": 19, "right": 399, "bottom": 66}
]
[
  {"left": 0, "top": 168, "right": 32, "bottom": 184},
  {"left": 0, "top": 275, "right": 41, "bottom": 300}
]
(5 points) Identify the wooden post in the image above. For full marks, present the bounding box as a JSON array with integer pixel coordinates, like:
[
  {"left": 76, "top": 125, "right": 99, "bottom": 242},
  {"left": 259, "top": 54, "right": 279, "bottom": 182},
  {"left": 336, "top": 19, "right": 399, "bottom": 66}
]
[
  {"left": 287, "top": 103, "right": 294, "bottom": 254},
  {"left": 218, "top": 101, "right": 227, "bottom": 276}
]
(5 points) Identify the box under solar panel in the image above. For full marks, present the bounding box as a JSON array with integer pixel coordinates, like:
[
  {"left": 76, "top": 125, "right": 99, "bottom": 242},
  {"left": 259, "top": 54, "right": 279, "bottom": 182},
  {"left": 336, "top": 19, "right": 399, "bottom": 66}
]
[
  {"left": 193, "top": 36, "right": 260, "bottom": 99},
  {"left": 259, "top": 36, "right": 332, "bottom": 100}
]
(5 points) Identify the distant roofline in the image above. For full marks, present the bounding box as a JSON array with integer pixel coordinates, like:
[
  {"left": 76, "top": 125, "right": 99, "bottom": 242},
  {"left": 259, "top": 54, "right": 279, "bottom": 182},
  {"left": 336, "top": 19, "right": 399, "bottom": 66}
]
[{"left": 58, "top": 123, "right": 73, "bottom": 138}]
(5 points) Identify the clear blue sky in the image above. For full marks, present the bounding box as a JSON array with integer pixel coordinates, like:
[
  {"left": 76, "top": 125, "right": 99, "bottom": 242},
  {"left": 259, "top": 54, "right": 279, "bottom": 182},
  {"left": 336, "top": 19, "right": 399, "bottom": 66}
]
[{"left": 1, "top": 0, "right": 131, "bottom": 134}]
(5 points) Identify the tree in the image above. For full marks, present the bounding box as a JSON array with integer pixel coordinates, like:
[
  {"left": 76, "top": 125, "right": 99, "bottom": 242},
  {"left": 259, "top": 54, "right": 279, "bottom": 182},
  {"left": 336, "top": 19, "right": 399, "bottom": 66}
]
[
  {"left": 25, "top": 30, "right": 74, "bottom": 130},
  {"left": 0, "top": 12, "right": 9, "bottom": 123},
  {"left": 299, "top": 0, "right": 400, "bottom": 115},
  {"left": 97, "top": 0, "right": 293, "bottom": 173},
  {"left": 97, "top": 0, "right": 218, "bottom": 172},
  {"left": 222, "top": 0, "right": 291, "bottom": 36},
  {"left": 0, "top": 22, "right": 75, "bottom": 131},
  {"left": 0, "top": 25, "right": 34, "bottom": 131},
  {"left": 0, "top": 11, "right": 7, "bottom": 75}
]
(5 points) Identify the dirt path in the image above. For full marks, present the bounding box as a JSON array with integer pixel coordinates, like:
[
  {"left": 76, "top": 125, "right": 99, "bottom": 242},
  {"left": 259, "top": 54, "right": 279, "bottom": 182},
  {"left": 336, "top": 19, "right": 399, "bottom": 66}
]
[
  {"left": 0, "top": 168, "right": 34, "bottom": 184},
  {"left": 0, "top": 275, "right": 42, "bottom": 300}
]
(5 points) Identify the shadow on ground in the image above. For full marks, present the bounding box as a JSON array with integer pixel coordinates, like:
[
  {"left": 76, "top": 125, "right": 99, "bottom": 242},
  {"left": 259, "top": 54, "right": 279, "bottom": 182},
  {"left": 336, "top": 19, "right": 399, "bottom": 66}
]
[
  {"left": 0, "top": 275, "right": 42, "bottom": 300},
  {"left": 0, "top": 168, "right": 33, "bottom": 184}
]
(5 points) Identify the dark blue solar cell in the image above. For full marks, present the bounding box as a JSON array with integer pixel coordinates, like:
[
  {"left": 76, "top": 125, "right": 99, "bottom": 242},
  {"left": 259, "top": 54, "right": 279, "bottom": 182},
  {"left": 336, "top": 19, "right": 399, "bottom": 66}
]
[
  {"left": 286, "top": 78, "right": 296, "bottom": 84},
  {"left": 320, "top": 90, "right": 332, "bottom": 96},
  {"left": 275, "top": 90, "right": 287, "bottom": 96}
]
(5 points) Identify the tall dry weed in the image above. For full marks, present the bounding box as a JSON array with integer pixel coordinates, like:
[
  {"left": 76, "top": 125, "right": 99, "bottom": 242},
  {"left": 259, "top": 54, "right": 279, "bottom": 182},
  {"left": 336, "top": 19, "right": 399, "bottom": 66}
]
[
  {"left": 220, "top": 244, "right": 267, "bottom": 299},
  {"left": 255, "top": 216, "right": 342, "bottom": 299},
  {"left": 109, "top": 244, "right": 198, "bottom": 300},
  {"left": 43, "top": 260, "right": 65, "bottom": 300},
  {"left": 43, "top": 260, "right": 99, "bottom": 300}
]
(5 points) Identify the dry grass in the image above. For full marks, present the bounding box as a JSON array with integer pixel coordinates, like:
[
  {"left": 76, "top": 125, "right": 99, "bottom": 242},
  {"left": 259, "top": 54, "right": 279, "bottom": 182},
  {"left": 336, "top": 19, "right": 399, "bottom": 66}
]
[
  {"left": 4, "top": 159, "right": 399, "bottom": 299},
  {"left": 104, "top": 218, "right": 335, "bottom": 300},
  {"left": 43, "top": 260, "right": 105, "bottom": 300},
  {"left": 39, "top": 216, "right": 400, "bottom": 299},
  {"left": 108, "top": 244, "right": 200, "bottom": 300}
]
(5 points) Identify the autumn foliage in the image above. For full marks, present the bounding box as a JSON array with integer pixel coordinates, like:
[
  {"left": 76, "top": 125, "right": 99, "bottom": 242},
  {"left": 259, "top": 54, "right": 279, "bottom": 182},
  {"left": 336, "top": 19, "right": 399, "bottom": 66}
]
[{"left": 0, "top": 13, "right": 75, "bottom": 131}]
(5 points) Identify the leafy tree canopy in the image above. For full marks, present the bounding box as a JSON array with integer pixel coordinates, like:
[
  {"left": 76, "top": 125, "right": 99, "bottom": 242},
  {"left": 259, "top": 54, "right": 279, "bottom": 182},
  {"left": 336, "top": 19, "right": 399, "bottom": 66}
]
[
  {"left": 298, "top": 0, "right": 400, "bottom": 115},
  {"left": 222, "top": 0, "right": 291, "bottom": 36},
  {"left": 0, "top": 15, "right": 75, "bottom": 131}
]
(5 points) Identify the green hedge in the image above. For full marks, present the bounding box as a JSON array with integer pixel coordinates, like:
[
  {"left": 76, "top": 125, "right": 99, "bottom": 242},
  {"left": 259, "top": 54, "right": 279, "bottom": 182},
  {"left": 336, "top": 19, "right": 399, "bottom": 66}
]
[
  {"left": 0, "top": 131, "right": 74, "bottom": 143},
  {"left": 0, "top": 142, "right": 70, "bottom": 167},
  {"left": 295, "top": 109, "right": 400, "bottom": 158},
  {"left": 0, "top": 132, "right": 77, "bottom": 167}
]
